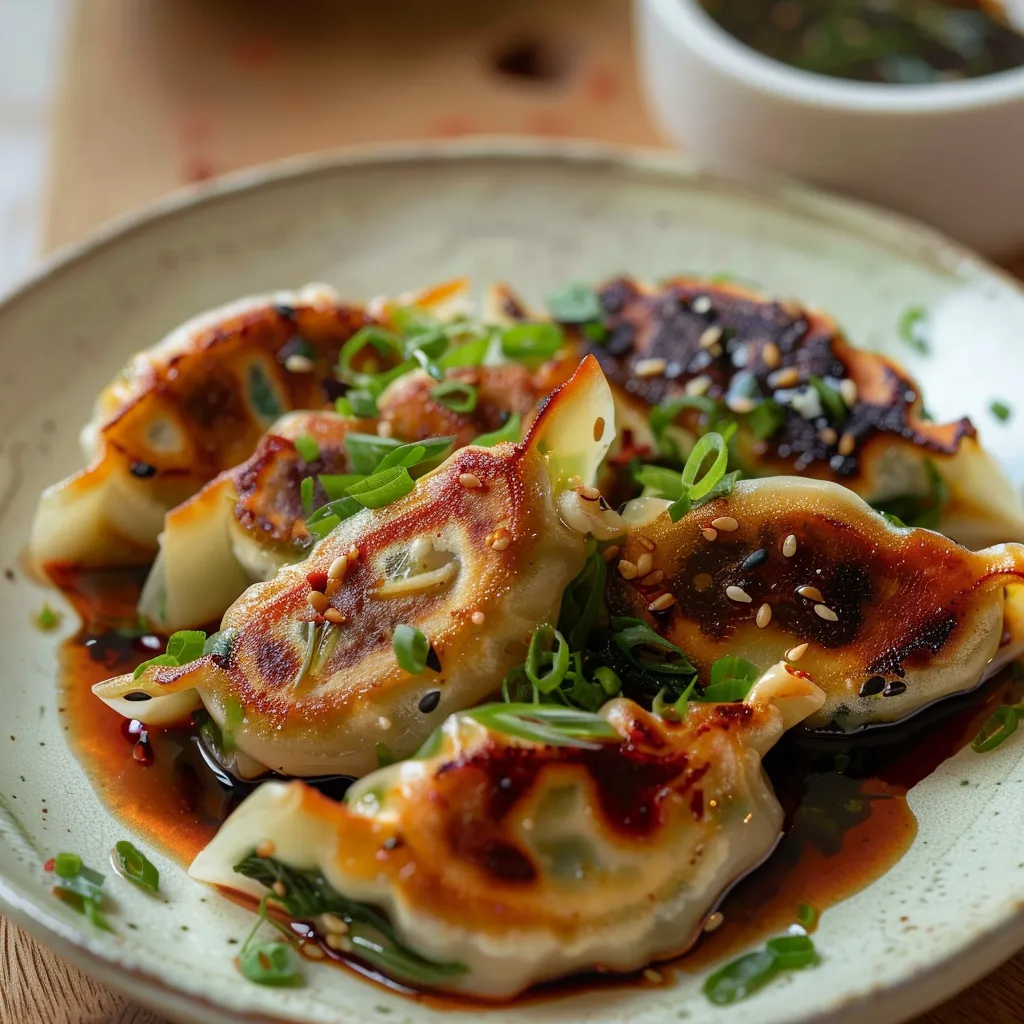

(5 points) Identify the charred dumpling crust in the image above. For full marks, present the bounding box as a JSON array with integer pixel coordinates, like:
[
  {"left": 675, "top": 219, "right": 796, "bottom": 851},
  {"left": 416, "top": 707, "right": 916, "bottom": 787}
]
[
  {"left": 189, "top": 673, "right": 824, "bottom": 1000},
  {"left": 138, "top": 411, "right": 374, "bottom": 631},
  {"left": 94, "top": 357, "right": 619, "bottom": 776},
  {"left": 609, "top": 478, "right": 1024, "bottom": 730},
  {"left": 29, "top": 280, "right": 468, "bottom": 572}
]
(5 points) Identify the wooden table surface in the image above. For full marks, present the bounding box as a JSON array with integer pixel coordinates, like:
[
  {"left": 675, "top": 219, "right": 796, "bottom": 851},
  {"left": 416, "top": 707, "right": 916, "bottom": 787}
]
[{"left": 6, "top": 1, "right": 1024, "bottom": 1021}]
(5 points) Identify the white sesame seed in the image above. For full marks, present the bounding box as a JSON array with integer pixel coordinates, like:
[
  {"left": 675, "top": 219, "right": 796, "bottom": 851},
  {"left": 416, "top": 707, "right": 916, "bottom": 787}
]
[
  {"left": 711, "top": 516, "right": 739, "bottom": 532},
  {"left": 348, "top": 545, "right": 360, "bottom": 561},
  {"left": 256, "top": 839, "right": 276, "bottom": 858},
  {"left": 756, "top": 603, "right": 772, "bottom": 628},
  {"left": 636, "top": 553, "right": 653, "bottom": 577},
  {"left": 324, "top": 608, "right": 345, "bottom": 624},
  {"left": 642, "top": 570, "right": 665, "bottom": 587},
  {"left": 602, "top": 545, "right": 621, "bottom": 562},
  {"left": 818, "top": 427, "right": 838, "bottom": 446},
  {"left": 840, "top": 378, "right": 858, "bottom": 408},
  {"left": 637, "top": 535, "right": 656, "bottom": 552},
  {"left": 307, "top": 591, "right": 328, "bottom": 614},
  {"left": 618, "top": 560, "right": 638, "bottom": 580},
  {"left": 325, "top": 933, "right": 352, "bottom": 952},
  {"left": 797, "top": 585, "right": 824, "bottom": 603},
  {"left": 576, "top": 484, "right": 601, "bottom": 501},
  {"left": 838, "top": 432, "right": 856, "bottom": 457},
  {"left": 769, "top": 367, "right": 801, "bottom": 389},
  {"left": 699, "top": 325, "right": 723, "bottom": 349},
  {"left": 322, "top": 913, "right": 349, "bottom": 935},
  {"left": 692, "top": 296, "right": 712, "bottom": 315},
  {"left": 304, "top": 942, "right": 326, "bottom": 959},
  {"left": 783, "top": 534, "right": 797, "bottom": 558},
  {"left": 685, "top": 374, "right": 712, "bottom": 397},
  {"left": 284, "top": 353, "right": 315, "bottom": 373},
  {"left": 814, "top": 604, "right": 839, "bottom": 622},
  {"left": 328, "top": 555, "right": 348, "bottom": 580},
  {"left": 704, "top": 911, "right": 725, "bottom": 933},
  {"left": 702, "top": 528, "right": 718, "bottom": 542},
  {"left": 649, "top": 593, "right": 677, "bottom": 612},
  {"left": 491, "top": 535, "right": 511, "bottom": 552},
  {"left": 377, "top": 420, "right": 393, "bottom": 438},
  {"left": 272, "top": 881, "right": 288, "bottom": 898},
  {"left": 635, "top": 357, "right": 668, "bottom": 378},
  {"left": 459, "top": 472, "right": 482, "bottom": 489},
  {"left": 762, "top": 342, "right": 781, "bottom": 370},
  {"left": 471, "top": 610, "right": 485, "bottom": 626},
  {"left": 727, "top": 396, "right": 757, "bottom": 414},
  {"left": 726, "top": 585, "right": 752, "bottom": 603},
  {"left": 643, "top": 968, "right": 664, "bottom": 984},
  {"left": 787, "top": 642, "right": 809, "bottom": 661}
]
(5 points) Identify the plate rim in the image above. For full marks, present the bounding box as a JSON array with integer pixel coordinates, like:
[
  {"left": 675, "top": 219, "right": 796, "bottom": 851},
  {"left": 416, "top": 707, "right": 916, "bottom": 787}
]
[{"left": 4, "top": 136, "right": 1024, "bottom": 1024}]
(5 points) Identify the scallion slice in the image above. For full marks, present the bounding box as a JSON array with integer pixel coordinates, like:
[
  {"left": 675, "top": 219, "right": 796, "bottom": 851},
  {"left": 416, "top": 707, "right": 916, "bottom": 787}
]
[
  {"left": 545, "top": 282, "right": 603, "bottom": 324},
  {"left": 345, "top": 467, "right": 415, "bottom": 509},
  {"left": 294, "top": 434, "right": 320, "bottom": 464},
  {"left": 344, "top": 433, "right": 404, "bottom": 475},
  {"left": 393, "top": 624, "right": 430, "bottom": 675},
  {"left": 500, "top": 322, "right": 564, "bottom": 361},
  {"left": 524, "top": 624, "right": 571, "bottom": 694},
  {"left": 113, "top": 840, "right": 160, "bottom": 894},
  {"left": 474, "top": 413, "right": 521, "bottom": 447},
  {"left": 431, "top": 380, "right": 478, "bottom": 413}
]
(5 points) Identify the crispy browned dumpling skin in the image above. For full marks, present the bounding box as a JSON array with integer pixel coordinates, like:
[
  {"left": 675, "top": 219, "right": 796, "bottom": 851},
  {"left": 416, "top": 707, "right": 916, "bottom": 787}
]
[{"left": 609, "top": 478, "right": 1024, "bottom": 729}]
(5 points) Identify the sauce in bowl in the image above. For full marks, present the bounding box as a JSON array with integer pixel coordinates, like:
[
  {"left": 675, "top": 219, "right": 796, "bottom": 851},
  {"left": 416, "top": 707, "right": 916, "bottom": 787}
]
[{"left": 698, "top": 0, "right": 1024, "bottom": 84}]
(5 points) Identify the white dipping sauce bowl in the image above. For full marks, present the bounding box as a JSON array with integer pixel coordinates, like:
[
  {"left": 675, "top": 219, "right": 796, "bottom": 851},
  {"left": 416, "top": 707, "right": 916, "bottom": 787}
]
[{"left": 636, "top": 0, "right": 1024, "bottom": 256}]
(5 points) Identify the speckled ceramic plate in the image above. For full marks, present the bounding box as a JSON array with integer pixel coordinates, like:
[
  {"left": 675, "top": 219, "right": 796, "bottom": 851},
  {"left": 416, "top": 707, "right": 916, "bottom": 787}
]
[{"left": 3, "top": 140, "right": 1024, "bottom": 1024}]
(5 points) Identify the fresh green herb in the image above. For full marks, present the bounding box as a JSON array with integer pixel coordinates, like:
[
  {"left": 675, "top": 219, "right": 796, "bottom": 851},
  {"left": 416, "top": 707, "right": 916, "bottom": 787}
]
[
  {"left": 879, "top": 511, "right": 908, "bottom": 528},
  {"left": 796, "top": 903, "right": 818, "bottom": 930},
  {"left": 558, "top": 549, "right": 607, "bottom": 651},
  {"left": 342, "top": 390, "right": 380, "bottom": 418},
  {"left": 294, "top": 434, "right": 320, "bottom": 464},
  {"left": 133, "top": 629, "right": 207, "bottom": 679},
  {"left": 375, "top": 742, "right": 396, "bottom": 768},
  {"left": 701, "top": 655, "right": 760, "bottom": 702},
  {"left": 649, "top": 395, "right": 719, "bottom": 460},
  {"left": 375, "top": 436, "right": 454, "bottom": 474},
  {"left": 581, "top": 321, "right": 608, "bottom": 343},
  {"left": 300, "top": 475, "right": 314, "bottom": 515},
  {"left": 698, "top": 469, "right": 741, "bottom": 505},
  {"left": 317, "top": 473, "right": 367, "bottom": 500},
  {"left": 991, "top": 400, "right": 1013, "bottom": 423},
  {"left": 466, "top": 703, "right": 620, "bottom": 749},
  {"left": 344, "top": 433, "right": 404, "bottom": 475},
  {"left": 898, "top": 305, "right": 930, "bottom": 354},
  {"left": 610, "top": 617, "right": 695, "bottom": 676},
  {"left": 203, "top": 629, "right": 237, "bottom": 662},
  {"left": 808, "top": 376, "right": 848, "bottom": 423},
  {"left": 668, "top": 429, "right": 733, "bottom": 522},
  {"left": 113, "top": 841, "right": 160, "bottom": 894},
  {"left": 524, "top": 624, "right": 571, "bottom": 694},
  {"left": 500, "top": 322, "right": 564, "bottom": 361},
  {"left": 305, "top": 496, "right": 363, "bottom": 540},
  {"left": 337, "top": 326, "right": 404, "bottom": 385},
  {"left": 747, "top": 398, "right": 787, "bottom": 441},
  {"left": 345, "top": 467, "right": 415, "bottom": 510},
  {"left": 972, "top": 704, "right": 1024, "bottom": 753},
  {"left": 652, "top": 679, "right": 697, "bottom": 722},
  {"left": 237, "top": 896, "right": 303, "bottom": 988},
  {"left": 545, "top": 282, "right": 603, "bottom": 324},
  {"left": 474, "top": 413, "right": 521, "bottom": 447},
  {"left": 393, "top": 624, "right": 430, "bottom": 675},
  {"left": 634, "top": 464, "right": 685, "bottom": 501},
  {"left": 49, "top": 853, "right": 113, "bottom": 931},
  {"left": 438, "top": 336, "right": 492, "bottom": 369},
  {"left": 430, "top": 380, "right": 478, "bottom": 413},
  {"left": 248, "top": 365, "right": 283, "bottom": 420},
  {"left": 593, "top": 666, "right": 621, "bottom": 696},
  {"left": 703, "top": 933, "right": 818, "bottom": 1005},
  {"left": 35, "top": 603, "right": 61, "bottom": 631},
  {"left": 233, "top": 856, "right": 466, "bottom": 985}
]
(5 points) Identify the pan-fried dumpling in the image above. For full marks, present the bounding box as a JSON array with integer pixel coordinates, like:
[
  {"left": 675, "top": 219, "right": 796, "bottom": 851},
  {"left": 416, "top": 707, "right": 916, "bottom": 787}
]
[
  {"left": 496, "top": 277, "right": 1024, "bottom": 548},
  {"left": 608, "top": 477, "right": 1024, "bottom": 731},
  {"left": 138, "top": 410, "right": 375, "bottom": 632},
  {"left": 93, "top": 356, "right": 623, "bottom": 777},
  {"left": 29, "top": 280, "right": 468, "bottom": 573},
  {"left": 188, "top": 671, "right": 825, "bottom": 999}
]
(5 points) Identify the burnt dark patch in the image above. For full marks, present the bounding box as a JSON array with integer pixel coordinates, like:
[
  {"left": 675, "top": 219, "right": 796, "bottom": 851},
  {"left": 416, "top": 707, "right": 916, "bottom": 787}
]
[
  {"left": 868, "top": 615, "right": 959, "bottom": 678},
  {"left": 491, "top": 37, "right": 570, "bottom": 83}
]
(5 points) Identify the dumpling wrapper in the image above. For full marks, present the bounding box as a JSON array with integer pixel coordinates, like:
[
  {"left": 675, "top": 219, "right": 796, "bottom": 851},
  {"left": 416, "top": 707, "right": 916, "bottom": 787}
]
[
  {"left": 30, "top": 280, "right": 468, "bottom": 573},
  {"left": 189, "top": 669, "right": 825, "bottom": 999},
  {"left": 93, "top": 356, "right": 623, "bottom": 777},
  {"left": 610, "top": 477, "right": 1024, "bottom": 730},
  {"left": 493, "top": 277, "right": 1024, "bottom": 548},
  {"left": 138, "top": 410, "right": 375, "bottom": 632}
]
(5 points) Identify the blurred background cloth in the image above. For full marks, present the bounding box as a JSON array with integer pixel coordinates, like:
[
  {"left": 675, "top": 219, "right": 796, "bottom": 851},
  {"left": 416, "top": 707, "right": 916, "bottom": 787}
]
[{"left": 0, "top": 1, "right": 1022, "bottom": 1021}]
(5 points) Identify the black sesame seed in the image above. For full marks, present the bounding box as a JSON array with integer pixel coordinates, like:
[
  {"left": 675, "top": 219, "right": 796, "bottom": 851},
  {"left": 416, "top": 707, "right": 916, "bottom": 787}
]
[
  {"left": 883, "top": 680, "right": 908, "bottom": 697},
  {"left": 129, "top": 461, "right": 157, "bottom": 479},
  {"left": 418, "top": 689, "right": 441, "bottom": 714},
  {"left": 426, "top": 646, "right": 442, "bottom": 673},
  {"left": 740, "top": 548, "right": 768, "bottom": 571},
  {"left": 273, "top": 303, "right": 296, "bottom": 320},
  {"left": 858, "top": 675, "right": 885, "bottom": 697},
  {"left": 123, "top": 691, "right": 153, "bottom": 702}
]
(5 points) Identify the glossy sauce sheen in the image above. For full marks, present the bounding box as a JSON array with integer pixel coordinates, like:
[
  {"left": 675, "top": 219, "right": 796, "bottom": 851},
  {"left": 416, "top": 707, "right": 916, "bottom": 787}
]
[{"left": 55, "top": 567, "right": 1020, "bottom": 1003}]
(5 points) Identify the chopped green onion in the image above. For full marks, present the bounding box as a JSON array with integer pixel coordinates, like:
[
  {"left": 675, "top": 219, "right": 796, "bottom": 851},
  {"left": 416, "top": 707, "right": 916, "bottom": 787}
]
[
  {"left": 898, "top": 305, "right": 930, "bottom": 354},
  {"left": 747, "top": 398, "right": 787, "bottom": 441},
  {"left": 808, "top": 376, "right": 848, "bottom": 423},
  {"left": 765, "top": 934, "right": 818, "bottom": 970},
  {"left": 466, "top": 703, "right": 620, "bottom": 749},
  {"left": 344, "top": 433, "right": 404, "bottom": 475},
  {"left": 667, "top": 429, "right": 734, "bottom": 522},
  {"left": 545, "top": 282, "right": 603, "bottom": 324},
  {"left": 300, "top": 475, "right": 314, "bottom": 515},
  {"left": 133, "top": 629, "right": 207, "bottom": 679},
  {"left": 634, "top": 464, "right": 685, "bottom": 501},
  {"left": 393, "top": 624, "right": 430, "bottom": 675},
  {"left": 50, "top": 854, "right": 112, "bottom": 931},
  {"left": 593, "top": 666, "right": 621, "bottom": 696},
  {"left": 610, "top": 617, "right": 695, "bottom": 676},
  {"left": 431, "top": 380, "right": 478, "bottom": 413},
  {"left": 337, "top": 326, "right": 404, "bottom": 384},
  {"left": 239, "top": 941, "right": 303, "bottom": 988},
  {"left": 653, "top": 679, "right": 697, "bottom": 722},
  {"left": 294, "top": 434, "right": 320, "bottom": 464},
  {"left": 113, "top": 841, "right": 160, "bottom": 894},
  {"left": 796, "top": 903, "right": 818, "bottom": 930},
  {"left": 438, "top": 335, "right": 491, "bottom": 369},
  {"left": 375, "top": 742, "right": 396, "bottom": 768},
  {"left": 54, "top": 852, "right": 82, "bottom": 879},
  {"left": 558, "top": 550, "right": 607, "bottom": 651},
  {"left": 703, "top": 933, "right": 818, "bottom": 1005},
  {"left": 334, "top": 396, "right": 354, "bottom": 415},
  {"left": 35, "top": 603, "right": 61, "bottom": 631},
  {"left": 991, "top": 400, "right": 1013, "bottom": 423},
  {"left": 248, "top": 365, "right": 283, "bottom": 420},
  {"left": 345, "top": 390, "right": 380, "bottom": 418},
  {"left": 318, "top": 473, "right": 366, "bottom": 500},
  {"left": 345, "top": 467, "right": 415, "bottom": 509},
  {"left": 972, "top": 705, "right": 1021, "bottom": 753},
  {"left": 523, "top": 624, "right": 571, "bottom": 694},
  {"left": 374, "top": 436, "right": 454, "bottom": 473},
  {"left": 474, "top": 413, "right": 521, "bottom": 447},
  {"left": 203, "top": 628, "right": 237, "bottom": 662},
  {"left": 581, "top": 320, "right": 608, "bottom": 343},
  {"left": 701, "top": 655, "right": 759, "bottom": 702},
  {"left": 305, "top": 495, "right": 363, "bottom": 539},
  {"left": 500, "top": 321, "right": 564, "bottom": 361}
]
